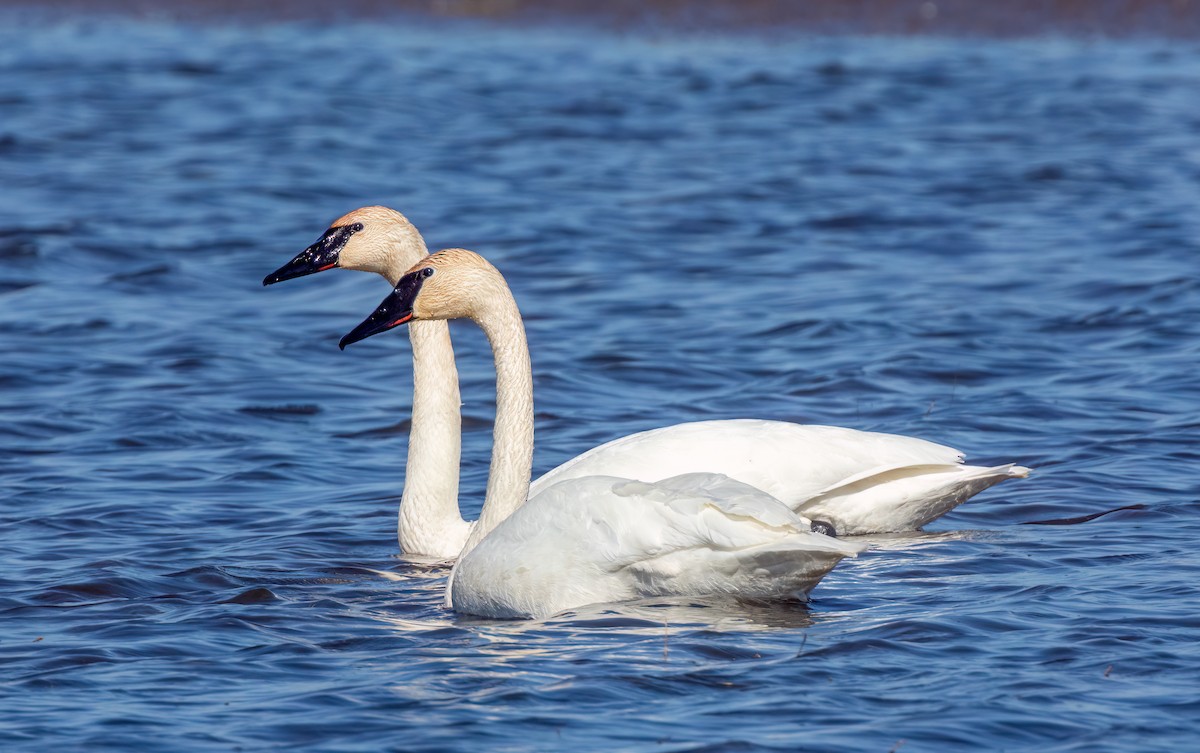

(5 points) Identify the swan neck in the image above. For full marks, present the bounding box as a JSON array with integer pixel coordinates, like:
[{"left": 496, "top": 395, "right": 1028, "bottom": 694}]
[
  {"left": 396, "top": 319, "right": 467, "bottom": 558},
  {"left": 382, "top": 234, "right": 429, "bottom": 287},
  {"left": 461, "top": 285, "right": 533, "bottom": 554}
]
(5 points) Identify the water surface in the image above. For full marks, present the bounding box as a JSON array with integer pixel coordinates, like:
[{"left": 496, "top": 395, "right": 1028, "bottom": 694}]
[{"left": 1, "top": 13, "right": 1198, "bottom": 753}]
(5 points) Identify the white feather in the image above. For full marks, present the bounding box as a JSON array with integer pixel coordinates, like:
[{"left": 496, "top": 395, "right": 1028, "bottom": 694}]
[
  {"left": 450, "top": 473, "right": 863, "bottom": 619},
  {"left": 531, "top": 419, "right": 1029, "bottom": 536}
]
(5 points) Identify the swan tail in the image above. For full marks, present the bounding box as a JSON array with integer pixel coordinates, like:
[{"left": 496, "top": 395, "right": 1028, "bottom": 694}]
[
  {"left": 625, "top": 536, "right": 860, "bottom": 603},
  {"left": 797, "top": 462, "right": 1030, "bottom": 536}
]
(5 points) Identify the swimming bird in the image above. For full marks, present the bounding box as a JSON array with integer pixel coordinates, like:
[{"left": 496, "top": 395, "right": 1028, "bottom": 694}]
[
  {"left": 267, "top": 208, "right": 1028, "bottom": 560},
  {"left": 264, "top": 207, "right": 469, "bottom": 559},
  {"left": 340, "top": 249, "right": 864, "bottom": 618}
]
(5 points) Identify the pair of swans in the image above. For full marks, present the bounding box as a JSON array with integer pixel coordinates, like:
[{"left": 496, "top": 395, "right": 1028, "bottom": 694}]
[{"left": 265, "top": 207, "right": 1028, "bottom": 618}]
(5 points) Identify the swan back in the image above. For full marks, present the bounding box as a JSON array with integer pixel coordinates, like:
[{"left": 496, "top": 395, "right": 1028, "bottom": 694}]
[{"left": 529, "top": 419, "right": 1029, "bottom": 536}]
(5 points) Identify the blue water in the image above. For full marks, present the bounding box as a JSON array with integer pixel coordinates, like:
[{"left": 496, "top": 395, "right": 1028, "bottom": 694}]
[{"left": 2, "top": 11, "right": 1199, "bottom": 752}]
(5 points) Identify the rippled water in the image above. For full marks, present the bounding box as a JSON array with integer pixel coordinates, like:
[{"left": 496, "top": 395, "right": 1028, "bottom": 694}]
[{"left": 2, "top": 11, "right": 1199, "bottom": 752}]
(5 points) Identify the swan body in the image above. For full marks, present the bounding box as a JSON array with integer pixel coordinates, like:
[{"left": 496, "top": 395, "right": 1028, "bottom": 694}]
[
  {"left": 531, "top": 420, "right": 1028, "bottom": 536},
  {"left": 339, "top": 249, "right": 862, "bottom": 618},
  {"left": 272, "top": 206, "right": 1028, "bottom": 565},
  {"left": 451, "top": 473, "right": 862, "bottom": 619}
]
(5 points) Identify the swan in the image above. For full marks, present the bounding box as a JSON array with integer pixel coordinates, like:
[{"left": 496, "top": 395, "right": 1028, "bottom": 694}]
[
  {"left": 263, "top": 206, "right": 469, "bottom": 559},
  {"left": 266, "top": 207, "right": 1028, "bottom": 556},
  {"left": 339, "top": 249, "right": 865, "bottom": 618}
]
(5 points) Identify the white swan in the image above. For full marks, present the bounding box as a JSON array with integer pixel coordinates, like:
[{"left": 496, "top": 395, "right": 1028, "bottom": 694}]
[
  {"left": 529, "top": 420, "right": 1028, "bottom": 536},
  {"left": 264, "top": 206, "right": 469, "bottom": 558},
  {"left": 267, "top": 207, "right": 1028, "bottom": 559},
  {"left": 340, "top": 249, "right": 864, "bottom": 618}
]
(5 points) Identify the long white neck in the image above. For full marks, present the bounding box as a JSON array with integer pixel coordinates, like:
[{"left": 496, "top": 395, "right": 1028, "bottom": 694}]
[
  {"left": 459, "top": 284, "right": 534, "bottom": 556},
  {"left": 397, "top": 319, "right": 469, "bottom": 558},
  {"left": 383, "top": 244, "right": 469, "bottom": 559}
]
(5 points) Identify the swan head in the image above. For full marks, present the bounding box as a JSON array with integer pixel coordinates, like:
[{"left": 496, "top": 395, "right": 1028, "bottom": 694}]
[
  {"left": 263, "top": 206, "right": 429, "bottom": 286},
  {"left": 339, "top": 248, "right": 501, "bottom": 349}
]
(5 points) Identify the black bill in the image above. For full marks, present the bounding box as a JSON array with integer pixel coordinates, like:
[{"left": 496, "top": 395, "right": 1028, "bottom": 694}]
[
  {"left": 262, "top": 222, "right": 363, "bottom": 285},
  {"left": 339, "top": 267, "right": 432, "bottom": 349}
]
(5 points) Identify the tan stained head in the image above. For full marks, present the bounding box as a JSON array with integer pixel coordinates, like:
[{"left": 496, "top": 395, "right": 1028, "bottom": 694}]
[
  {"left": 403, "top": 248, "right": 509, "bottom": 323},
  {"left": 339, "top": 247, "right": 513, "bottom": 349},
  {"left": 329, "top": 205, "right": 429, "bottom": 283}
]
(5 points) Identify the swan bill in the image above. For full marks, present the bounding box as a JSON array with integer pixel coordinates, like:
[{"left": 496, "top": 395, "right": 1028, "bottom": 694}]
[
  {"left": 339, "top": 270, "right": 428, "bottom": 349},
  {"left": 263, "top": 222, "right": 364, "bottom": 285},
  {"left": 339, "top": 306, "right": 413, "bottom": 349}
]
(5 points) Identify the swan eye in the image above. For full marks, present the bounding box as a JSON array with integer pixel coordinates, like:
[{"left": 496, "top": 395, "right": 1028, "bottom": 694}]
[
  {"left": 351, "top": 222, "right": 364, "bottom": 233},
  {"left": 421, "top": 267, "right": 435, "bottom": 278}
]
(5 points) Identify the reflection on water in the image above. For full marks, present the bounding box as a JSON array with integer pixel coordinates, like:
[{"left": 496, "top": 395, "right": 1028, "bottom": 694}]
[{"left": 368, "top": 562, "right": 821, "bottom": 637}]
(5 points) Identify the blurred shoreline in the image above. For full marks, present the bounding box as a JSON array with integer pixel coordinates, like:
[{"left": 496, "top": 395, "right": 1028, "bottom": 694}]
[{"left": 3, "top": 0, "right": 1199, "bottom": 38}]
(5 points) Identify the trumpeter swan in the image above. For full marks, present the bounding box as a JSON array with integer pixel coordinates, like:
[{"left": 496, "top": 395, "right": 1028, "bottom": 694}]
[
  {"left": 340, "top": 249, "right": 865, "bottom": 618},
  {"left": 267, "top": 208, "right": 1028, "bottom": 562}
]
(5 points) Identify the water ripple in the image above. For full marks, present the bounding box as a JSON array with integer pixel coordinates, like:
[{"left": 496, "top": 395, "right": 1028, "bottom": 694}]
[{"left": 0, "top": 12, "right": 1197, "bottom": 753}]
